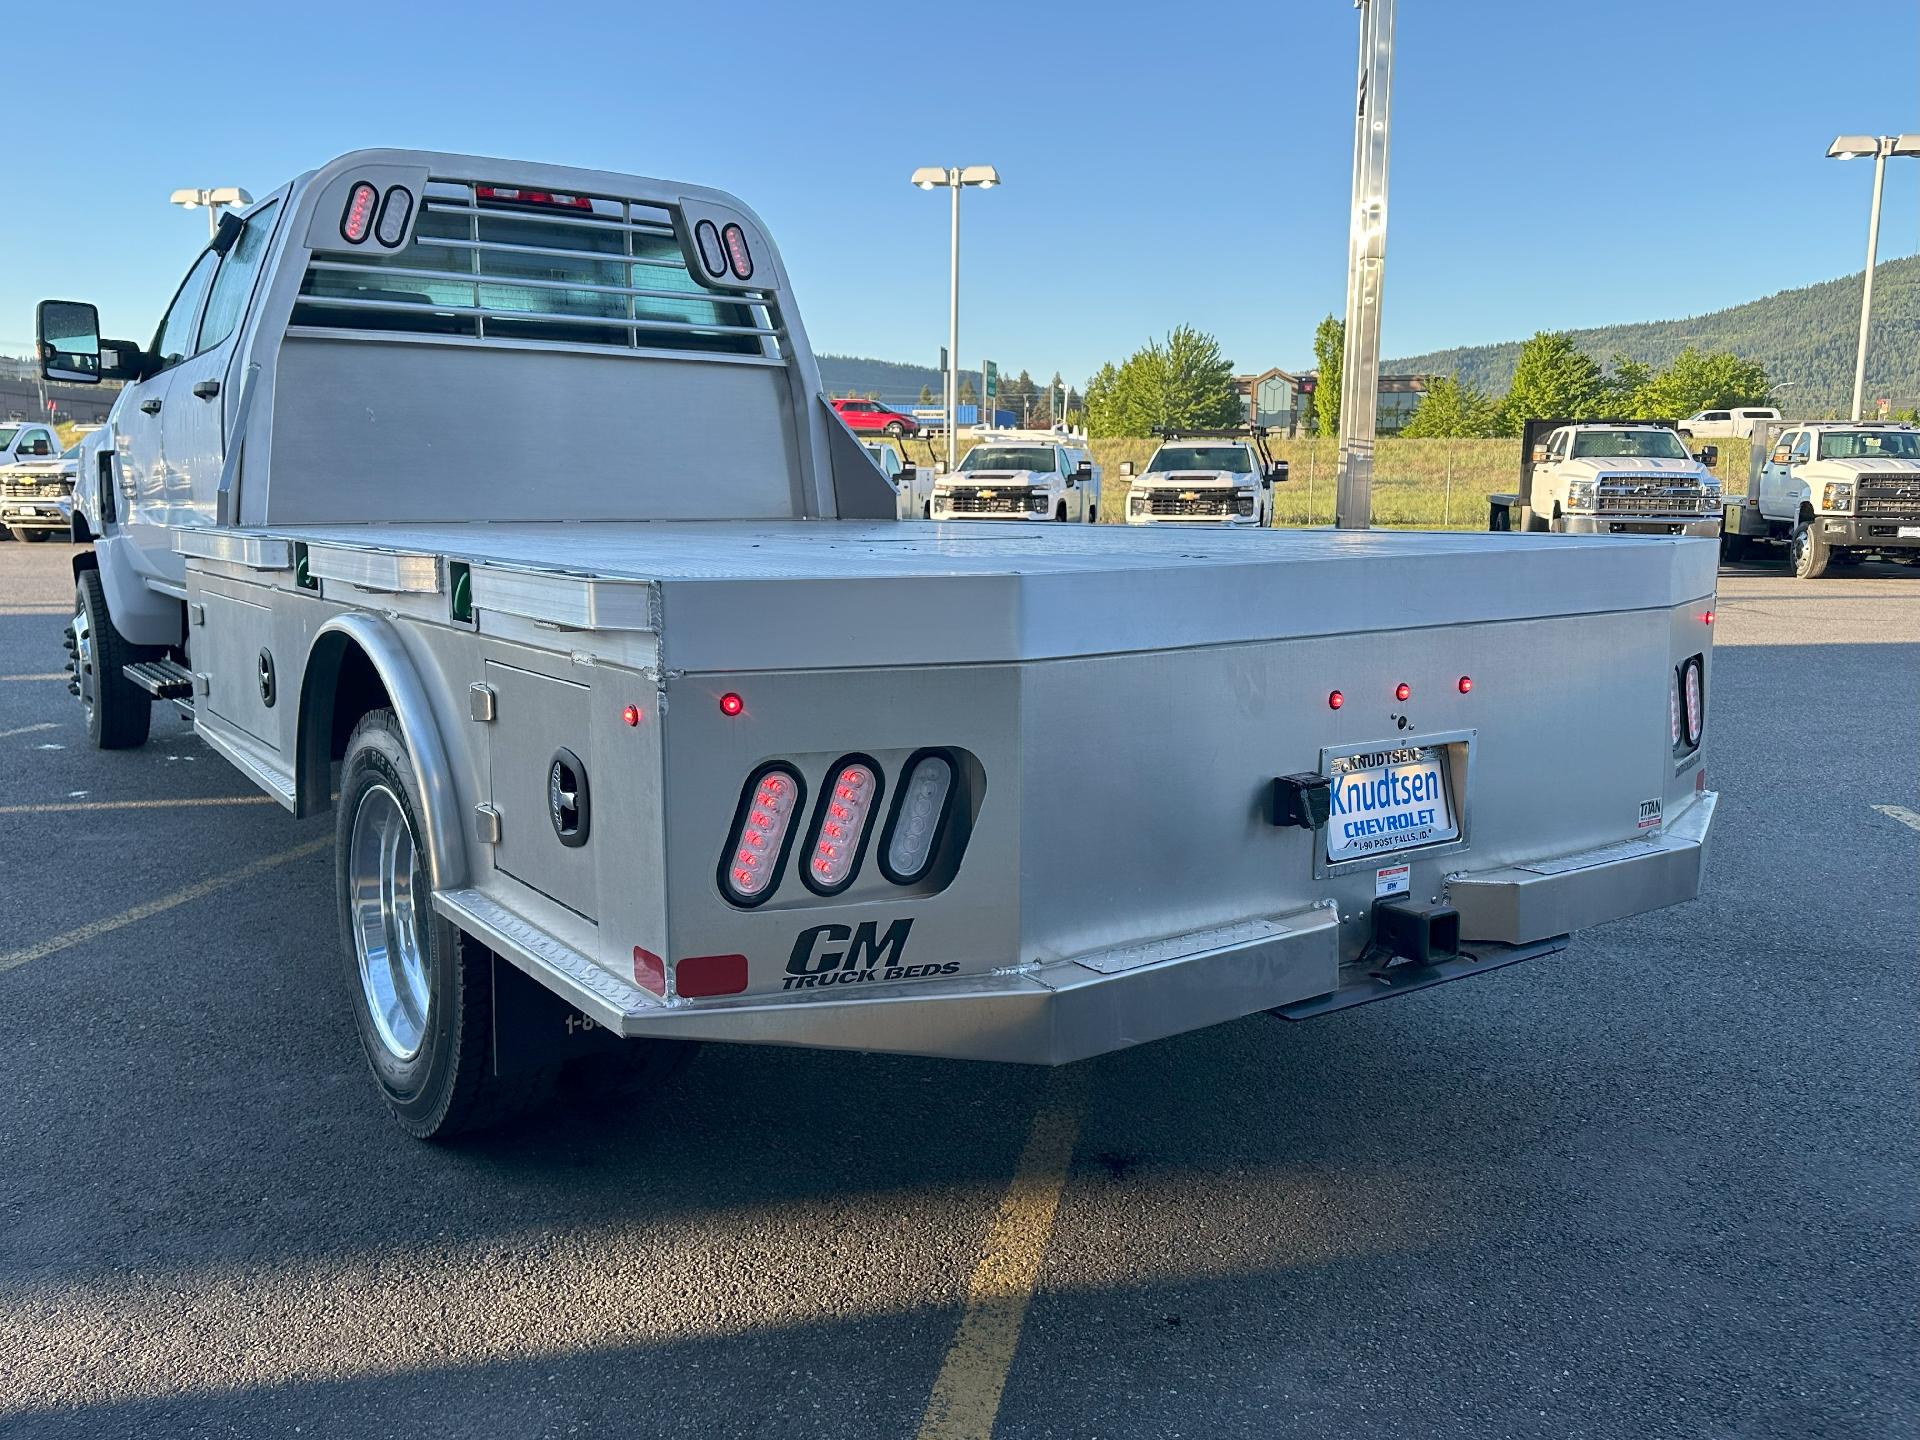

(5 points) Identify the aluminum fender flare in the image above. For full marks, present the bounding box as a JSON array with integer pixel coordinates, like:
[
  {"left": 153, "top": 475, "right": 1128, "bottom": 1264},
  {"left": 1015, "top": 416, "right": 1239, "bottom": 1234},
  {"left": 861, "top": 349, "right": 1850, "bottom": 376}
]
[
  {"left": 89, "top": 535, "right": 183, "bottom": 647},
  {"left": 297, "top": 613, "right": 468, "bottom": 890}
]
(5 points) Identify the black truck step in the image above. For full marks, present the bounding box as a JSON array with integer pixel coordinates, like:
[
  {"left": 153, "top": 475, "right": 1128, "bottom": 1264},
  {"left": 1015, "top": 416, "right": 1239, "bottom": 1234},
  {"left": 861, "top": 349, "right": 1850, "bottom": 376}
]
[{"left": 122, "top": 658, "right": 196, "bottom": 700}]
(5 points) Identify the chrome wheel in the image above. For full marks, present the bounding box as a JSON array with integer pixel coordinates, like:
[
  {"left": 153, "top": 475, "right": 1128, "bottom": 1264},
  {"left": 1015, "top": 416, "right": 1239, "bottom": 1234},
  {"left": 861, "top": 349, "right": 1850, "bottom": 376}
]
[
  {"left": 349, "top": 783, "right": 431, "bottom": 1060},
  {"left": 70, "top": 603, "right": 95, "bottom": 723}
]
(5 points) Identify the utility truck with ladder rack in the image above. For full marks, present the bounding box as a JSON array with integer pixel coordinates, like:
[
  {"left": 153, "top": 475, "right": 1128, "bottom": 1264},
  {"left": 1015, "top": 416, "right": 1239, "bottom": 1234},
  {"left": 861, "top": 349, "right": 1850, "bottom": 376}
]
[{"left": 39, "top": 149, "right": 1717, "bottom": 1138}]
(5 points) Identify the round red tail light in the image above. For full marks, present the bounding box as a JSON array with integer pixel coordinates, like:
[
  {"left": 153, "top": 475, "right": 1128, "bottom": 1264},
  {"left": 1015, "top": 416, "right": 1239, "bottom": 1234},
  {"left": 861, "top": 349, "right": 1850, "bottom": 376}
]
[
  {"left": 1394, "top": 682, "right": 1411, "bottom": 702},
  {"left": 1457, "top": 676, "right": 1473, "bottom": 694},
  {"left": 1328, "top": 690, "right": 1344, "bottom": 711},
  {"left": 621, "top": 704, "right": 642, "bottom": 727},
  {"left": 719, "top": 692, "right": 744, "bottom": 717}
]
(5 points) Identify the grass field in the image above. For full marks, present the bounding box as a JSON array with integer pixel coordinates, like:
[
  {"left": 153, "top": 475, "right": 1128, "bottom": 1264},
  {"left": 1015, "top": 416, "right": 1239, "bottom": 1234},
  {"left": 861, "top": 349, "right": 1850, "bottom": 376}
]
[{"left": 892, "top": 434, "right": 1751, "bottom": 529}]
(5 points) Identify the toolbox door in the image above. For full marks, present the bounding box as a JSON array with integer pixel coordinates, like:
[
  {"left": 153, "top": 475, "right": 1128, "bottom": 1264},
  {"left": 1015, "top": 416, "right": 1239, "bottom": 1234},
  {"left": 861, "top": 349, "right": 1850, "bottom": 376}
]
[{"left": 485, "top": 661, "right": 598, "bottom": 922}]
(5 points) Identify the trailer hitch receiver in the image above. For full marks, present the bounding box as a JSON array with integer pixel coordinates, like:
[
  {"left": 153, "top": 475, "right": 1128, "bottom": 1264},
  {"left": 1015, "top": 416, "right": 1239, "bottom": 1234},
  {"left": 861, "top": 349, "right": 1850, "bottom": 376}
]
[{"left": 1371, "top": 896, "right": 1460, "bottom": 967}]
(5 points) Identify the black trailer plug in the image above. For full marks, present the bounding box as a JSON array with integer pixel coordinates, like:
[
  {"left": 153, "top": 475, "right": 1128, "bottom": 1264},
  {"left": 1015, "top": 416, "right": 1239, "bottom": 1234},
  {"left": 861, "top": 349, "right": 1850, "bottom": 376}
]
[{"left": 1269, "top": 773, "right": 1332, "bottom": 830}]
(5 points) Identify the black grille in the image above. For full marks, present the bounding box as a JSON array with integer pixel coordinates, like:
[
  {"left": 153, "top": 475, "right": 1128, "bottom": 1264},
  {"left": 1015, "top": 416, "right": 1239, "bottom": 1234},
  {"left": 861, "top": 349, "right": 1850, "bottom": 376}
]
[
  {"left": 947, "top": 486, "right": 1040, "bottom": 515},
  {"left": 1147, "top": 489, "right": 1232, "bottom": 517},
  {"left": 1857, "top": 474, "right": 1920, "bottom": 519}
]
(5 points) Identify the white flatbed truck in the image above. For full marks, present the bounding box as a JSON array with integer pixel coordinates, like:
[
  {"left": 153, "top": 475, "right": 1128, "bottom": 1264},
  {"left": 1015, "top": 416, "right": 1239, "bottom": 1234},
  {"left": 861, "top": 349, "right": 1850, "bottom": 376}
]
[{"left": 37, "top": 150, "right": 1717, "bottom": 1138}]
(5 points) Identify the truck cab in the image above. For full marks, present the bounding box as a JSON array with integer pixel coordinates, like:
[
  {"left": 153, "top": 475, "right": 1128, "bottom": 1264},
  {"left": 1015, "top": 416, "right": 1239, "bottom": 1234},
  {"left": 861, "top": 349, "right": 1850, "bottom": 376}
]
[
  {"left": 0, "top": 426, "right": 83, "bottom": 541},
  {"left": 1725, "top": 421, "right": 1920, "bottom": 577},
  {"left": 862, "top": 439, "right": 933, "bottom": 519},
  {"left": 930, "top": 432, "right": 1100, "bottom": 523},
  {"left": 1121, "top": 428, "right": 1287, "bottom": 526},
  {"left": 1678, "top": 407, "right": 1780, "bottom": 439},
  {"left": 1491, "top": 420, "right": 1721, "bottom": 537}
]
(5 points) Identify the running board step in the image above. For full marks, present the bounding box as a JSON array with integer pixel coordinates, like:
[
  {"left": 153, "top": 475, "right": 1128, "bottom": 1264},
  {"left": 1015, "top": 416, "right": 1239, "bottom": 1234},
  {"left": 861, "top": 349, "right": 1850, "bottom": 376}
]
[{"left": 122, "top": 658, "right": 197, "bottom": 700}]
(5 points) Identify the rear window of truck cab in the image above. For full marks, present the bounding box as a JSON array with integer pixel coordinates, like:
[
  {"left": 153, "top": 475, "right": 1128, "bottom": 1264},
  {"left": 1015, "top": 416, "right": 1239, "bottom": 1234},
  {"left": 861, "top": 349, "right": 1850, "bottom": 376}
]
[
  {"left": 1570, "top": 429, "right": 1689, "bottom": 460},
  {"left": 960, "top": 447, "right": 1056, "bottom": 473},
  {"left": 1148, "top": 446, "right": 1252, "bottom": 473}
]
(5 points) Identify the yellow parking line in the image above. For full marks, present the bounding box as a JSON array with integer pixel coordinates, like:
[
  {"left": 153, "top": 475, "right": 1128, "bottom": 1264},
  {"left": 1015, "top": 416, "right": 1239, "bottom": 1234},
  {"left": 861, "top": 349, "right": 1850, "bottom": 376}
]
[
  {"left": 0, "top": 722, "right": 59, "bottom": 740},
  {"left": 916, "top": 1069, "right": 1087, "bottom": 1440},
  {"left": 1872, "top": 804, "right": 1920, "bottom": 834},
  {"left": 0, "top": 795, "right": 277, "bottom": 815},
  {"left": 0, "top": 672, "right": 67, "bottom": 681},
  {"left": 0, "top": 838, "right": 329, "bottom": 976}
]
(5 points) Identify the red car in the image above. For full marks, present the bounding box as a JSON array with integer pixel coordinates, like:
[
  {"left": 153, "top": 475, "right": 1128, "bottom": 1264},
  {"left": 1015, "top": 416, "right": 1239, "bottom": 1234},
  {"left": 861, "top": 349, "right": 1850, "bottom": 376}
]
[{"left": 831, "top": 397, "right": 919, "bottom": 438}]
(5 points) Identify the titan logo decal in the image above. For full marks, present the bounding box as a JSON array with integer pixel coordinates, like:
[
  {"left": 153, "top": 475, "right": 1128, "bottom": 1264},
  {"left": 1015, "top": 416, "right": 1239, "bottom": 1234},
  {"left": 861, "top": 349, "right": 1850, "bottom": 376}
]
[{"left": 783, "top": 918, "right": 957, "bottom": 990}]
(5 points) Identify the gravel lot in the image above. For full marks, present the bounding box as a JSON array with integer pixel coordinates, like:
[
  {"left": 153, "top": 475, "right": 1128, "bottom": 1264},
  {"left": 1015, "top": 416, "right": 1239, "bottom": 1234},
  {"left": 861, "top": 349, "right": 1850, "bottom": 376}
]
[{"left": 2, "top": 537, "right": 1914, "bottom": 1439}]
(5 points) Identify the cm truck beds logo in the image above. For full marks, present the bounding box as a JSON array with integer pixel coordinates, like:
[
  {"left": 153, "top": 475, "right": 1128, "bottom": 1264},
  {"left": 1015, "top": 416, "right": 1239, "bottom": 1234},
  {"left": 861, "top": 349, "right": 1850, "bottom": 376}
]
[{"left": 784, "top": 919, "right": 958, "bottom": 990}]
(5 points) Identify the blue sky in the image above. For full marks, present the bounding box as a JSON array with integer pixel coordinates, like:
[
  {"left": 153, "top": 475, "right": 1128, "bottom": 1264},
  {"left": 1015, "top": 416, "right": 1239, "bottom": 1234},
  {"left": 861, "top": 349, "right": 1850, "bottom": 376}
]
[{"left": 3, "top": 0, "right": 1914, "bottom": 385}]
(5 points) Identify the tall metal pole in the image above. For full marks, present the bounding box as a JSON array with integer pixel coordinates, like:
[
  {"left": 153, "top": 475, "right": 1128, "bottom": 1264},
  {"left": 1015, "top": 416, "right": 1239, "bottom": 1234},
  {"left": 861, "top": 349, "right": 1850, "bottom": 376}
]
[
  {"left": 1334, "top": 0, "right": 1394, "bottom": 530},
  {"left": 1849, "top": 144, "right": 1888, "bottom": 422},
  {"left": 948, "top": 172, "right": 961, "bottom": 472}
]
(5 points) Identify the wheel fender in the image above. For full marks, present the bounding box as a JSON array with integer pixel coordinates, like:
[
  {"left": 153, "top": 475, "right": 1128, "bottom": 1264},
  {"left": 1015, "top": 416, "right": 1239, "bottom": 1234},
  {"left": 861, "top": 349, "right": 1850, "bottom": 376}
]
[
  {"left": 90, "top": 535, "right": 183, "bottom": 647},
  {"left": 298, "top": 612, "right": 468, "bottom": 891}
]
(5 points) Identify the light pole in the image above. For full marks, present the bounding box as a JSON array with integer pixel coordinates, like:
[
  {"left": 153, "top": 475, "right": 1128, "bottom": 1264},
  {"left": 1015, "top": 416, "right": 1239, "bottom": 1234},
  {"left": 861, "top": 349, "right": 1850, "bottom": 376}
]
[
  {"left": 911, "top": 165, "right": 1000, "bottom": 471},
  {"left": 1334, "top": 0, "right": 1394, "bottom": 530},
  {"left": 169, "top": 185, "right": 254, "bottom": 239},
  {"left": 1827, "top": 134, "right": 1920, "bottom": 420}
]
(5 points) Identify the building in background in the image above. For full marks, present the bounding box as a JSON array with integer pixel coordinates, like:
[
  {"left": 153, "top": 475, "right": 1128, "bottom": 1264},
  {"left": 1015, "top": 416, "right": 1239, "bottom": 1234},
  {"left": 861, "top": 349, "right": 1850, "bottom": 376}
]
[{"left": 1235, "top": 368, "right": 1308, "bottom": 433}]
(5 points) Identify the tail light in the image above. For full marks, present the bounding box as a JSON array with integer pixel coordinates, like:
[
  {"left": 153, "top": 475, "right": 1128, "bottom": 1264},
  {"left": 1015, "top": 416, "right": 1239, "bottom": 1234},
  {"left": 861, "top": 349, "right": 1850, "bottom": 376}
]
[
  {"left": 802, "top": 757, "right": 882, "bottom": 895},
  {"left": 1680, "top": 656, "right": 1705, "bottom": 748},
  {"left": 880, "top": 751, "right": 956, "bottom": 884},
  {"left": 721, "top": 222, "right": 753, "bottom": 280},
  {"left": 475, "top": 185, "right": 594, "bottom": 210},
  {"left": 719, "top": 764, "right": 804, "bottom": 906},
  {"left": 340, "top": 182, "right": 378, "bottom": 243}
]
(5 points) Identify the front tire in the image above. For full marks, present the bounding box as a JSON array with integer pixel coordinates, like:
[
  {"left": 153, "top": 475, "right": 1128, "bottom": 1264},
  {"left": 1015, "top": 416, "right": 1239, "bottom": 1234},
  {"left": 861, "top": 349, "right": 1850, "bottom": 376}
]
[
  {"left": 885, "top": 421, "right": 906, "bottom": 438},
  {"left": 1791, "top": 521, "right": 1829, "bottom": 579},
  {"left": 72, "top": 569, "right": 154, "bottom": 750},
  {"left": 337, "top": 708, "right": 547, "bottom": 1139}
]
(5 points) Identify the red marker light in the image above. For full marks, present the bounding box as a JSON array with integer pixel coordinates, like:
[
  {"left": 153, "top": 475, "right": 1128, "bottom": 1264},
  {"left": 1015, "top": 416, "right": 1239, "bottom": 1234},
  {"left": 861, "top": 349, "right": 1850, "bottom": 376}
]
[
  {"left": 341, "top": 182, "right": 378, "bottom": 243},
  {"left": 1702, "top": 610, "right": 1715, "bottom": 624},
  {"left": 621, "top": 704, "right": 642, "bottom": 727},
  {"left": 1457, "top": 676, "right": 1473, "bottom": 695},
  {"left": 719, "top": 692, "right": 744, "bottom": 717},
  {"left": 1395, "top": 682, "right": 1411, "bottom": 702},
  {"left": 1328, "top": 690, "right": 1344, "bottom": 710}
]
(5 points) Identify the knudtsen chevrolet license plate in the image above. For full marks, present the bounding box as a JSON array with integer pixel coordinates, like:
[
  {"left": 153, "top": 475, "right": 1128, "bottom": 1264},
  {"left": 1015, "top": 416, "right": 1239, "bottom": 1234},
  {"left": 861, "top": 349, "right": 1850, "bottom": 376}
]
[{"left": 1325, "top": 745, "right": 1458, "bottom": 864}]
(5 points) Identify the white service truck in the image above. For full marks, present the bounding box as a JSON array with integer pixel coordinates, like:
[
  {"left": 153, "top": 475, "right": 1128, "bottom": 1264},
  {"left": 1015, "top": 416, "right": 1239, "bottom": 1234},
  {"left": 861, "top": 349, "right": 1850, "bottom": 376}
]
[
  {"left": 37, "top": 149, "right": 1717, "bottom": 1139},
  {"left": 1489, "top": 419, "right": 1722, "bottom": 537},
  {"left": 1120, "top": 427, "right": 1288, "bottom": 526},
  {"left": 1720, "top": 421, "right": 1920, "bottom": 577},
  {"left": 861, "top": 439, "right": 934, "bottom": 520},
  {"left": 929, "top": 431, "right": 1100, "bottom": 522}
]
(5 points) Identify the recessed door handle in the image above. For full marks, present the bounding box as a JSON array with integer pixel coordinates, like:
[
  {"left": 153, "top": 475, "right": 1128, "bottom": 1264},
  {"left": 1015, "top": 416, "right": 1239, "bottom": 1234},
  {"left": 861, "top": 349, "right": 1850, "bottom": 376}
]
[
  {"left": 139, "top": 398, "right": 162, "bottom": 415},
  {"left": 192, "top": 379, "right": 220, "bottom": 401}
]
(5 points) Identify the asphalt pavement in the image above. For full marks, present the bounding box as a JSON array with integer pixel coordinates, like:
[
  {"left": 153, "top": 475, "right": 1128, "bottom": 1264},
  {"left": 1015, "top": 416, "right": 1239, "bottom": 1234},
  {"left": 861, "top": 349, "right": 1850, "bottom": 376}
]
[{"left": 1, "top": 537, "right": 1914, "bottom": 1439}]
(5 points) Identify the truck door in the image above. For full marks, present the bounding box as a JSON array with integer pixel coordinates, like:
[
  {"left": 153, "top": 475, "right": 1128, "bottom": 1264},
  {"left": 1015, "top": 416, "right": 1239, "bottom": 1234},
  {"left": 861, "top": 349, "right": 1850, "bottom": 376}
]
[
  {"left": 1760, "top": 431, "right": 1804, "bottom": 518},
  {"left": 117, "top": 248, "right": 220, "bottom": 572},
  {"left": 161, "top": 199, "right": 283, "bottom": 530}
]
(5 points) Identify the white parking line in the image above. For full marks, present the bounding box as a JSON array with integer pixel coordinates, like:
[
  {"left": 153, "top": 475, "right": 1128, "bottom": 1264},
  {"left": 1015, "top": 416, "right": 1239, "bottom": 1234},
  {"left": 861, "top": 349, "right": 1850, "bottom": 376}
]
[
  {"left": 0, "top": 721, "right": 59, "bottom": 740},
  {"left": 0, "top": 838, "right": 329, "bottom": 976},
  {"left": 0, "top": 795, "right": 277, "bottom": 816},
  {"left": 0, "top": 672, "right": 67, "bottom": 681},
  {"left": 1871, "top": 804, "right": 1920, "bottom": 834}
]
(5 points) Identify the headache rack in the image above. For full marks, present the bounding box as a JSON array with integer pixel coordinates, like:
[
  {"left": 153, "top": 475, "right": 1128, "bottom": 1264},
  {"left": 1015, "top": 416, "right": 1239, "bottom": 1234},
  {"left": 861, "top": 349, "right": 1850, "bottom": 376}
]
[{"left": 291, "top": 176, "right": 787, "bottom": 361}]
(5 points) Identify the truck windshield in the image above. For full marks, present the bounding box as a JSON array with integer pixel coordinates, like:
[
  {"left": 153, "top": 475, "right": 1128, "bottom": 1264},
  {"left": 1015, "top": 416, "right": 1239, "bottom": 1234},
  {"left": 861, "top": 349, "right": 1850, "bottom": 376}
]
[
  {"left": 1818, "top": 430, "right": 1920, "bottom": 460},
  {"left": 1148, "top": 446, "right": 1252, "bottom": 473},
  {"left": 0, "top": 429, "right": 17, "bottom": 449},
  {"left": 960, "top": 447, "right": 1054, "bottom": 473},
  {"left": 1571, "top": 429, "right": 1689, "bottom": 460}
]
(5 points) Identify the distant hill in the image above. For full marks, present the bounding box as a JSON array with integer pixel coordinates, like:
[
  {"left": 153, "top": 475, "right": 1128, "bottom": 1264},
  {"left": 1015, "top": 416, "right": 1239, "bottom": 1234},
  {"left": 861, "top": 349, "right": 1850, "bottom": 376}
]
[
  {"left": 1387, "top": 257, "right": 1919, "bottom": 414},
  {"left": 817, "top": 354, "right": 944, "bottom": 406}
]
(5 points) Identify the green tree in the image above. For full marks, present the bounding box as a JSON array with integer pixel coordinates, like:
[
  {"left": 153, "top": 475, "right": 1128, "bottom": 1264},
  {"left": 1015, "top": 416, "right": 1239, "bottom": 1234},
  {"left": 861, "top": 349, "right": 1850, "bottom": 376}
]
[
  {"left": 1603, "top": 353, "right": 1652, "bottom": 415},
  {"left": 1084, "top": 326, "right": 1240, "bottom": 437},
  {"left": 1401, "top": 374, "right": 1501, "bottom": 437},
  {"left": 1501, "top": 331, "right": 1609, "bottom": 428},
  {"left": 957, "top": 375, "right": 978, "bottom": 405},
  {"left": 1313, "top": 314, "right": 1344, "bottom": 437},
  {"left": 1630, "top": 347, "right": 1773, "bottom": 418},
  {"left": 918, "top": 383, "right": 934, "bottom": 404}
]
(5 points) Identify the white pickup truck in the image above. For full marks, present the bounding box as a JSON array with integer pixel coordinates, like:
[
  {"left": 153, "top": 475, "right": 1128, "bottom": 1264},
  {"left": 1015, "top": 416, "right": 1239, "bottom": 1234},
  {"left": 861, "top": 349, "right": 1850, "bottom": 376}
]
[
  {"left": 861, "top": 439, "right": 934, "bottom": 520},
  {"left": 1120, "top": 428, "right": 1288, "bottom": 526},
  {"left": 36, "top": 149, "right": 1717, "bottom": 1139},
  {"left": 1720, "top": 421, "right": 1920, "bottom": 577},
  {"left": 0, "top": 430, "right": 83, "bottom": 540},
  {"left": 1490, "top": 420, "right": 1721, "bottom": 537},
  {"left": 929, "top": 431, "right": 1100, "bottom": 523}
]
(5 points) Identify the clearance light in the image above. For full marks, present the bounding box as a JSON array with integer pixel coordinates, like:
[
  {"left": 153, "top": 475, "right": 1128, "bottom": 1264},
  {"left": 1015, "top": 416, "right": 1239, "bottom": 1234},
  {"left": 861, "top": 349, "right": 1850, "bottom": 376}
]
[
  {"left": 1701, "top": 610, "right": 1715, "bottom": 625},
  {"left": 882, "top": 751, "right": 956, "bottom": 884},
  {"left": 1394, "top": 682, "right": 1411, "bottom": 702},
  {"left": 721, "top": 223, "right": 753, "bottom": 280},
  {"left": 719, "top": 692, "right": 744, "bottom": 717},
  {"left": 621, "top": 704, "right": 642, "bottom": 727},
  {"left": 1328, "top": 690, "right": 1344, "bottom": 711},
  {"left": 1457, "top": 676, "right": 1473, "bottom": 694},
  {"left": 804, "top": 758, "right": 882, "bottom": 894},
  {"left": 475, "top": 185, "right": 593, "bottom": 210},
  {"left": 340, "top": 182, "right": 378, "bottom": 243},
  {"left": 720, "top": 765, "right": 803, "bottom": 906}
]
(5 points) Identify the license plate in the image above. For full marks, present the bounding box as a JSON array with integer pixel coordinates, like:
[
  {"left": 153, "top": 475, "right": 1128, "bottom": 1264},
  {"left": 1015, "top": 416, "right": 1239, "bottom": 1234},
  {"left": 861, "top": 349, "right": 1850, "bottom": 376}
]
[
  {"left": 1899, "top": 526, "right": 1920, "bottom": 538},
  {"left": 1325, "top": 745, "right": 1458, "bottom": 864}
]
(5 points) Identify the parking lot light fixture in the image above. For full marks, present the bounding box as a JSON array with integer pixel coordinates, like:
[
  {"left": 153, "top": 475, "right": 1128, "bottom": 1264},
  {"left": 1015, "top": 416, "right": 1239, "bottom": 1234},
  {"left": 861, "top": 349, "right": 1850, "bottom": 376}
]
[
  {"left": 1827, "top": 135, "right": 1920, "bottom": 420},
  {"left": 910, "top": 165, "right": 1001, "bottom": 471},
  {"left": 170, "top": 185, "right": 253, "bottom": 238}
]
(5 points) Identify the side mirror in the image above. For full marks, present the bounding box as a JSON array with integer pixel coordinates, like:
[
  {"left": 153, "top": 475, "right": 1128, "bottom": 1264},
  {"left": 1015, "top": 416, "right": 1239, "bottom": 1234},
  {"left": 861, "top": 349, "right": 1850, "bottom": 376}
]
[
  {"left": 1530, "top": 444, "right": 1549, "bottom": 464},
  {"left": 1074, "top": 461, "right": 1094, "bottom": 479},
  {"left": 1118, "top": 461, "right": 1135, "bottom": 477},
  {"left": 37, "top": 300, "right": 102, "bottom": 385},
  {"left": 1696, "top": 446, "right": 1719, "bottom": 469},
  {"left": 1770, "top": 448, "right": 1791, "bottom": 465},
  {"left": 1268, "top": 462, "right": 1290, "bottom": 485}
]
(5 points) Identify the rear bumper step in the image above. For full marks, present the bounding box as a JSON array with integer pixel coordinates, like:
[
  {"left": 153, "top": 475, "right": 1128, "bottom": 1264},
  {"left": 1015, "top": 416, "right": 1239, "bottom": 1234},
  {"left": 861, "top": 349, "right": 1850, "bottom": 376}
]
[{"left": 123, "top": 658, "right": 197, "bottom": 700}]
